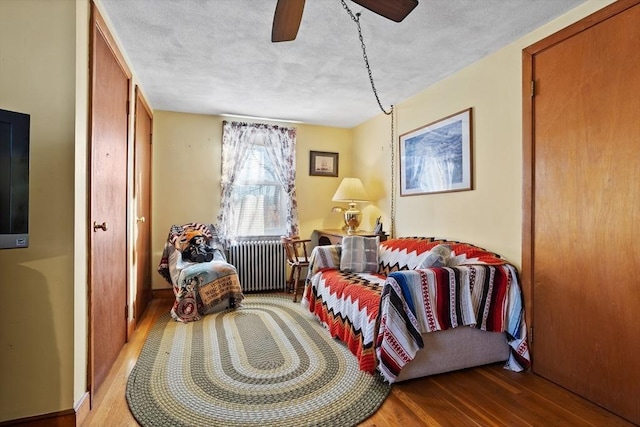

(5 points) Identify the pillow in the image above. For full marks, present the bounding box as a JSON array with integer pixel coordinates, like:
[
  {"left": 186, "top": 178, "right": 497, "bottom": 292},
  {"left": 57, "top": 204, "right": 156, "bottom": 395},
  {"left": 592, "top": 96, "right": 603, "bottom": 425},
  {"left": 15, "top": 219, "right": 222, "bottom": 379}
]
[
  {"left": 418, "top": 244, "right": 453, "bottom": 268},
  {"left": 340, "top": 236, "right": 380, "bottom": 273}
]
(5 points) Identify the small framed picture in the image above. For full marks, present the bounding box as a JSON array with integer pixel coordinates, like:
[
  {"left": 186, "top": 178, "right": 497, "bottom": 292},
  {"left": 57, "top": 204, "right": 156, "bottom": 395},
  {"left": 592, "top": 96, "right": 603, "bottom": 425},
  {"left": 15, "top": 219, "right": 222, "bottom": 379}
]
[
  {"left": 309, "top": 151, "right": 339, "bottom": 177},
  {"left": 399, "top": 108, "right": 473, "bottom": 196}
]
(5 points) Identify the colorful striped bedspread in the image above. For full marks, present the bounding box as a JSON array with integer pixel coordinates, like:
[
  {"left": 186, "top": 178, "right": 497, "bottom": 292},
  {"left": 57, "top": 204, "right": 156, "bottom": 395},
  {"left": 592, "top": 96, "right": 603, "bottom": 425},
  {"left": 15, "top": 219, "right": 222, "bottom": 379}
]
[{"left": 302, "top": 239, "right": 531, "bottom": 383}]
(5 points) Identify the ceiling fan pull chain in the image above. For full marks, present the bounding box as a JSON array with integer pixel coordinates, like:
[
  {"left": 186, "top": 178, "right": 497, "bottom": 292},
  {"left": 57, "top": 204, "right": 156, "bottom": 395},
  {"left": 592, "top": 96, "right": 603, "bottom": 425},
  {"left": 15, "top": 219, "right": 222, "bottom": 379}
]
[{"left": 341, "top": 0, "right": 392, "bottom": 116}]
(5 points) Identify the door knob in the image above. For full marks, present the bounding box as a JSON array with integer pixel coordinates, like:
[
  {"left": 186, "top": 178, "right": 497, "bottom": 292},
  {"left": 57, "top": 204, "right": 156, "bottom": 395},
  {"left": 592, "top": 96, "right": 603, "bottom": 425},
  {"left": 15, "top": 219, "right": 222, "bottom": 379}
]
[
  {"left": 136, "top": 216, "right": 145, "bottom": 223},
  {"left": 93, "top": 221, "right": 108, "bottom": 232}
]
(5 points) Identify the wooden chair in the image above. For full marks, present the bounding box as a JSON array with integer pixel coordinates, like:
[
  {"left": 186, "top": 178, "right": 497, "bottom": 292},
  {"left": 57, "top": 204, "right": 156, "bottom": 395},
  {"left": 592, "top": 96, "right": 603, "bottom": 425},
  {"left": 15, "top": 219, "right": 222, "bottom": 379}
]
[{"left": 280, "top": 236, "right": 311, "bottom": 302}]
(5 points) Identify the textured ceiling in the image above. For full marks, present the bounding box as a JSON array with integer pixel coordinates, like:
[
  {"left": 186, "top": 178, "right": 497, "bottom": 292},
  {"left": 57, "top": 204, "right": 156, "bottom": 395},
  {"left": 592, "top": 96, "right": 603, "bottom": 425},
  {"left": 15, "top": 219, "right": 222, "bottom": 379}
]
[{"left": 99, "top": 0, "right": 585, "bottom": 128}]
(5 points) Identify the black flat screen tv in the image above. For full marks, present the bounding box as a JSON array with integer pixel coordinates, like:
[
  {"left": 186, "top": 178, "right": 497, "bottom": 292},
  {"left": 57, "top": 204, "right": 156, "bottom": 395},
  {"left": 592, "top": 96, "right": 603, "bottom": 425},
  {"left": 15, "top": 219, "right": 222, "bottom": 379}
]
[{"left": 0, "top": 108, "right": 30, "bottom": 249}]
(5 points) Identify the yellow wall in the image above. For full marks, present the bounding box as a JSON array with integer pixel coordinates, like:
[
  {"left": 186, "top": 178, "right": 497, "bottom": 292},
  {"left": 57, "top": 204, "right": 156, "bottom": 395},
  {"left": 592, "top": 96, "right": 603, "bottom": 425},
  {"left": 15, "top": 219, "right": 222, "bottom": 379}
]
[
  {"left": 0, "top": 0, "right": 77, "bottom": 420},
  {"left": 151, "top": 111, "right": 352, "bottom": 289},
  {"left": 353, "top": 0, "right": 616, "bottom": 268}
]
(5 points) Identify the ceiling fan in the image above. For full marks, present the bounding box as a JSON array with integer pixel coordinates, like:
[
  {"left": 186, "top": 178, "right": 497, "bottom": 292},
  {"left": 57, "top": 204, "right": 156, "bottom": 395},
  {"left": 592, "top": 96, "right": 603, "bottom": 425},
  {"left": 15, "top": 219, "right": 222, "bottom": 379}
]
[{"left": 271, "top": 0, "right": 419, "bottom": 42}]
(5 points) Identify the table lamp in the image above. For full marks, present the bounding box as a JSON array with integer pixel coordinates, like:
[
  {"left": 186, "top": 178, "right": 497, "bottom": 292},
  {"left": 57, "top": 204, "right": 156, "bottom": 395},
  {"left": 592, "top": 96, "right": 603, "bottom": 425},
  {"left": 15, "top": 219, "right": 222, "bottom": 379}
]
[{"left": 332, "top": 177, "right": 370, "bottom": 233}]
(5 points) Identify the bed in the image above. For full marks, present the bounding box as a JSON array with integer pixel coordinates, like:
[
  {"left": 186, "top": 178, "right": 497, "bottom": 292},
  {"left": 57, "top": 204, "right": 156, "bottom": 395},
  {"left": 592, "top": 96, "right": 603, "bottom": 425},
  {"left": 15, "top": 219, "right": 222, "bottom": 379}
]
[
  {"left": 157, "top": 222, "right": 244, "bottom": 322},
  {"left": 302, "top": 236, "right": 531, "bottom": 383}
]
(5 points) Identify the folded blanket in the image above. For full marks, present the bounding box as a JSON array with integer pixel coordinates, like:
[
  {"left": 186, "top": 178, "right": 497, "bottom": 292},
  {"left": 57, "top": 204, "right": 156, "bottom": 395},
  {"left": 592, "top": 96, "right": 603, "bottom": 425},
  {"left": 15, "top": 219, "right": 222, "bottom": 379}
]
[{"left": 376, "top": 264, "right": 531, "bottom": 382}]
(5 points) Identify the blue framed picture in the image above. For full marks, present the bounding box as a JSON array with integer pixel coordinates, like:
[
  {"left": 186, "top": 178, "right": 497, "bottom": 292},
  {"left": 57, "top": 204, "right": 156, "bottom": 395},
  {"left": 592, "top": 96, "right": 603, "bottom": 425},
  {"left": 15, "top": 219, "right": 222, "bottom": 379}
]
[{"left": 399, "top": 108, "right": 473, "bottom": 195}]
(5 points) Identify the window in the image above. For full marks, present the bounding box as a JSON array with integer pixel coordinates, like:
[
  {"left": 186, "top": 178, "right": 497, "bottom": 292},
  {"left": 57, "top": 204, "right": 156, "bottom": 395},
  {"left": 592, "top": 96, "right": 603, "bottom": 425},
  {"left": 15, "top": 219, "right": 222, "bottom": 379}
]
[
  {"left": 218, "top": 121, "right": 299, "bottom": 245},
  {"left": 232, "top": 143, "right": 287, "bottom": 236}
]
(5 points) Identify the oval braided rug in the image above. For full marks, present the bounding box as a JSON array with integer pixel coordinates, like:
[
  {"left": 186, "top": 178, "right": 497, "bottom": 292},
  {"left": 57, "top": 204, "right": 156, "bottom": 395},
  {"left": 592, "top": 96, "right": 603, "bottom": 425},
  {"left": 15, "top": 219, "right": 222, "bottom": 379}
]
[{"left": 126, "top": 294, "right": 391, "bottom": 426}]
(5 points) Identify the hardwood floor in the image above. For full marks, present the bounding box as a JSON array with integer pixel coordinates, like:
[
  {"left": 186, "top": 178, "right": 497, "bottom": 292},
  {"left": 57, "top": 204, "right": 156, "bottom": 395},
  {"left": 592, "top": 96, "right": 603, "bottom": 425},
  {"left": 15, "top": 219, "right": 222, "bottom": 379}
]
[{"left": 81, "top": 296, "right": 634, "bottom": 427}]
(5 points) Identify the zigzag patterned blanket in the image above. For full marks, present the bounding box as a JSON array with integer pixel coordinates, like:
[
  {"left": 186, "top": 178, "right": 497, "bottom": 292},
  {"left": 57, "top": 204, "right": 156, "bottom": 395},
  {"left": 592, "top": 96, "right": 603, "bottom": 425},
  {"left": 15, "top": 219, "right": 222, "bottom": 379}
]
[
  {"left": 304, "top": 269, "right": 385, "bottom": 373},
  {"left": 303, "top": 238, "right": 531, "bottom": 383}
]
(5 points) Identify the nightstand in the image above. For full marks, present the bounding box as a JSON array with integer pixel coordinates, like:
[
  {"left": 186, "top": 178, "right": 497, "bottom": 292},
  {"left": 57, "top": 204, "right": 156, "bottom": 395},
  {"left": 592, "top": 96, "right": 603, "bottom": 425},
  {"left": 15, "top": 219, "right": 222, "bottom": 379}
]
[{"left": 315, "top": 229, "right": 388, "bottom": 246}]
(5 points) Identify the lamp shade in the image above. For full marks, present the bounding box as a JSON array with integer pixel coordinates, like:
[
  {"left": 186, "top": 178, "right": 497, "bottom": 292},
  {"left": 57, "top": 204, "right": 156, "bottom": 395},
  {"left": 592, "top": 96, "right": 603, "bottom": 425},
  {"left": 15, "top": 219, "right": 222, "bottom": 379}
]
[{"left": 332, "top": 177, "right": 370, "bottom": 202}]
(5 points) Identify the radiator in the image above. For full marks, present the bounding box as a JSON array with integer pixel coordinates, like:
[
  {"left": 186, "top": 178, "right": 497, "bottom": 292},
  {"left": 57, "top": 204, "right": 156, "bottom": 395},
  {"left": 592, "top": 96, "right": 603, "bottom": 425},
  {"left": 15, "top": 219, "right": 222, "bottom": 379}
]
[{"left": 227, "top": 240, "right": 287, "bottom": 292}]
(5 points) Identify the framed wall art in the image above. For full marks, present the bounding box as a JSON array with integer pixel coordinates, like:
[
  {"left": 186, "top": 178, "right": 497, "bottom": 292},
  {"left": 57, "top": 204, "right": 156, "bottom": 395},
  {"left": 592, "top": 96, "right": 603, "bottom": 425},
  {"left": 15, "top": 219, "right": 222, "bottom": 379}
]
[
  {"left": 309, "top": 151, "right": 339, "bottom": 177},
  {"left": 399, "top": 108, "right": 473, "bottom": 196}
]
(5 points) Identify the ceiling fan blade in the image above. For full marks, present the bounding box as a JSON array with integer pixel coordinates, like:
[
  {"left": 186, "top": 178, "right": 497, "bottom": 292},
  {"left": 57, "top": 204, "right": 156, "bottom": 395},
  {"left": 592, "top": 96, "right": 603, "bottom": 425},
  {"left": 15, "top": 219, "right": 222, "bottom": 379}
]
[
  {"left": 271, "top": 0, "right": 306, "bottom": 42},
  {"left": 350, "top": 0, "right": 418, "bottom": 22}
]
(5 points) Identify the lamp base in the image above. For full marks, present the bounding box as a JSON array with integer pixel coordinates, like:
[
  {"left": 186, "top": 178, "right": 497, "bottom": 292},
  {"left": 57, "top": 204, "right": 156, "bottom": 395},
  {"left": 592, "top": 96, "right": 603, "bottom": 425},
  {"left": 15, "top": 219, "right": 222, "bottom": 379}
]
[{"left": 343, "top": 202, "right": 361, "bottom": 233}]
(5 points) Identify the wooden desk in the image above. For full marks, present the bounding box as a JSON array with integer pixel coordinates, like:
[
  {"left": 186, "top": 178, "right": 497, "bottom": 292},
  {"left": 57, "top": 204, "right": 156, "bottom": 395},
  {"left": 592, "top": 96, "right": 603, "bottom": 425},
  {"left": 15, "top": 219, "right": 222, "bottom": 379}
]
[{"left": 315, "top": 229, "right": 388, "bottom": 246}]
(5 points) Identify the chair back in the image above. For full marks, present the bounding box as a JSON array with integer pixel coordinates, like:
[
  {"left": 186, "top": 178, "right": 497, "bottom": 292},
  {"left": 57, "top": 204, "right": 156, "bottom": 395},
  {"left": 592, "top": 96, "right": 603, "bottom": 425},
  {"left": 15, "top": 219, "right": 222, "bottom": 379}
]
[{"left": 280, "top": 236, "right": 311, "bottom": 266}]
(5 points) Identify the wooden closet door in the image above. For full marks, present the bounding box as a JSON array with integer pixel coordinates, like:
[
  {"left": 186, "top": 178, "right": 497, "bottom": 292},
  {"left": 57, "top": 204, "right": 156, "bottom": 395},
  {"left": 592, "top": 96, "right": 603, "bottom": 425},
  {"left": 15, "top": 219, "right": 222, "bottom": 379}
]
[
  {"left": 89, "top": 5, "right": 131, "bottom": 398},
  {"left": 134, "top": 88, "right": 153, "bottom": 322},
  {"left": 527, "top": 2, "right": 639, "bottom": 423}
]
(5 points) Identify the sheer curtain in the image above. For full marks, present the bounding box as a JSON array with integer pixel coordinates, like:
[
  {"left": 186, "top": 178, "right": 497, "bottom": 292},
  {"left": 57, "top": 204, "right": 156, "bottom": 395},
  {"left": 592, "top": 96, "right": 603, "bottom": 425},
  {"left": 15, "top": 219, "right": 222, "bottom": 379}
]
[{"left": 217, "top": 121, "right": 299, "bottom": 245}]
